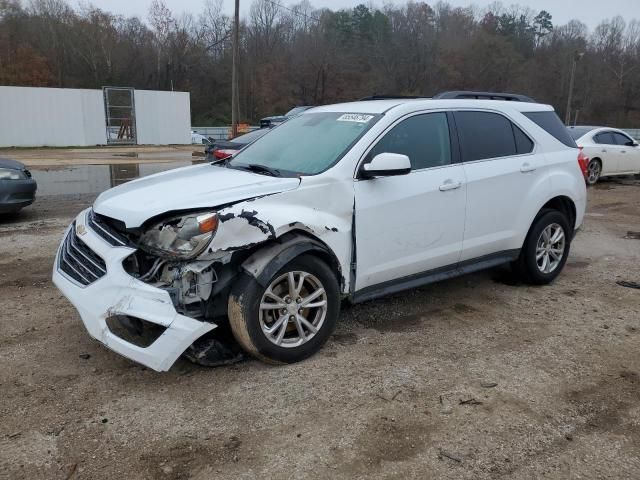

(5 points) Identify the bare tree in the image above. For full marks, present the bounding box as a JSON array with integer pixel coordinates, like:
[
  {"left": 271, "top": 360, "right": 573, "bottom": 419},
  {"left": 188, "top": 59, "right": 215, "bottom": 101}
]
[
  {"left": 0, "top": 0, "right": 639, "bottom": 127},
  {"left": 148, "top": 0, "right": 174, "bottom": 88}
]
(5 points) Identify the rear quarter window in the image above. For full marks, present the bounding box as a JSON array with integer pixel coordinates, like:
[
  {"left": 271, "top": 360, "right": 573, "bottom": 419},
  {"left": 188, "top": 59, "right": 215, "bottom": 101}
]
[
  {"left": 523, "top": 111, "right": 577, "bottom": 148},
  {"left": 513, "top": 124, "right": 534, "bottom": 154},
  {"left": 594, "top": 132, "right": 614, "bottom": 145}
]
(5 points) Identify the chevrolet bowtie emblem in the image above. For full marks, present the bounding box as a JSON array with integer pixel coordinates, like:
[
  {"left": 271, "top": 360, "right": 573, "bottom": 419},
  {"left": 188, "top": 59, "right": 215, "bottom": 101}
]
[{"left": 76, "top": 224, "right": 87, "bottom": 236}]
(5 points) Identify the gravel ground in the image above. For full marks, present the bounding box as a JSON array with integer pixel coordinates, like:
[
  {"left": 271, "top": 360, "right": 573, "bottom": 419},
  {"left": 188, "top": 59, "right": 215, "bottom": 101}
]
[{"left": 1, "top": 176, "right": 639, "bottom": 480}]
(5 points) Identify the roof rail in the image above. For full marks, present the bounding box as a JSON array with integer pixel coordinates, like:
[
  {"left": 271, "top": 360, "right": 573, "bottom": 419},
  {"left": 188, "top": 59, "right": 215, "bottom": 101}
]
[
  {"left": 433, "top": 91, "right": 536, "bottom": 102},
  {"left": 358, "top": 95, "right": 428, "bottom": 101}
]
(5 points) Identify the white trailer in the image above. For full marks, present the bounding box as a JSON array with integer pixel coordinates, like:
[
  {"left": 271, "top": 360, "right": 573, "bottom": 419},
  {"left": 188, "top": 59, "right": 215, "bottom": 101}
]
[{"left": 0, "top": 86, "right": 191, "bottom": 147}]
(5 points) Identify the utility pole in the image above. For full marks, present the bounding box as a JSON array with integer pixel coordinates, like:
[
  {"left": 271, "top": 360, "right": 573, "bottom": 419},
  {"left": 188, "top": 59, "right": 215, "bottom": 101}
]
[
  {"left": 565, "top": 51, "right": 584, "bottom": 125},
  {"left": 231, "top": 0, "right": 240, "bottom": 138}
]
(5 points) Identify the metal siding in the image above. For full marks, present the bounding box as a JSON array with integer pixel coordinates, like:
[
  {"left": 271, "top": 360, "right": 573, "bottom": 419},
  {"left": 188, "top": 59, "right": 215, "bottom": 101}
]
[
  {"left": 0, "top": 86, "right": 107, "bottom": 147},
  {"left": 134, "top": 90, "right": 191, "bottom": 145}
]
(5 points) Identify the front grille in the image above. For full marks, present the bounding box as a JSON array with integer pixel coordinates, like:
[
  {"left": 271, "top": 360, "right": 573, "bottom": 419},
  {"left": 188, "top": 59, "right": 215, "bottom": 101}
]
[
  {"left": 87, "top": 209, "right": 131, "bottom": 247},
  {"left": 58, "top": 224, "right": 107, "bottom": 286}
]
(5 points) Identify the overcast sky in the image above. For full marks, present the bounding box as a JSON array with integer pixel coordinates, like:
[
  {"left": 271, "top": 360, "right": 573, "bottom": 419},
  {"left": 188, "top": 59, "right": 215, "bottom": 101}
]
[{"left": 81, "top": 0, "right": 638, "bottom": 30}]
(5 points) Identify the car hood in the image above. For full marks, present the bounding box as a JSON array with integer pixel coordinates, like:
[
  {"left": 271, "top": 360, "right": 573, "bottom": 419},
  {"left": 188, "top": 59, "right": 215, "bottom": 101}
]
[{"left": 93, "top": 164, "right": 300, "bottom": 228}]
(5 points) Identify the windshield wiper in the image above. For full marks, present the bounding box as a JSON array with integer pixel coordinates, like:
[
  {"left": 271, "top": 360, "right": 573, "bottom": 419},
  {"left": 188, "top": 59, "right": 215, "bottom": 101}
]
[
  {"left": 236, "top": 163, "right": 282, "bottom": 177},
  {"left": 210, "top": 156, "right": 231, "bottom": 166}
]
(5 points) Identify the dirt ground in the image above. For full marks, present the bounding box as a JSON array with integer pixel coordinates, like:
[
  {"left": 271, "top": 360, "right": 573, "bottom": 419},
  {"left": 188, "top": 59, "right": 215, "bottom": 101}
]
[
  {"left": 0, "top": 146, "right": 200, "bottom": 167},
  {"left": 1, "top": 172, "right": 639, "bottom": 479}
]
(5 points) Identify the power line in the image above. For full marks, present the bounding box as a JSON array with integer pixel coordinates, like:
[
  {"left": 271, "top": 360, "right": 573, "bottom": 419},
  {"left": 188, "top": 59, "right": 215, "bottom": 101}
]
[{"left": 263, "top": 0, "right": 321, "bottom": 24}]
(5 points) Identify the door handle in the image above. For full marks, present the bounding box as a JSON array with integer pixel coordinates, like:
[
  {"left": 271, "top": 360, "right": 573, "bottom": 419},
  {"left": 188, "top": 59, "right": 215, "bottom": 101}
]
[
  {"left": 621, "top": 150, "right": 626, "bottom": 154},
  {"left": 602, "top": 149, "right": 607, "bottom": 153},
  {"left": 520, "top": 162, "right": 536, "bottom": 173},
  {"left": 439, "top": 180, "right": 462, "bottom": 191}
]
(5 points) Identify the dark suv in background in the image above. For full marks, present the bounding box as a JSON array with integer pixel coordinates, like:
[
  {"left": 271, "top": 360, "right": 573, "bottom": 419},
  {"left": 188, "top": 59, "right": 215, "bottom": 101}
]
[{"left": 259, "top": 106, "right": 313, "bottom": 128}]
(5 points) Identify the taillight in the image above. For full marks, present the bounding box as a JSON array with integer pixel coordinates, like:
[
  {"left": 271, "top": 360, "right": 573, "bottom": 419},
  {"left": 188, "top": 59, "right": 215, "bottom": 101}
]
[
  {"left": 213, "top": 149, "right": 235, "bottom": 159},
  {"left": 577, "top": 147, "right": 589, "bottom": 179}
]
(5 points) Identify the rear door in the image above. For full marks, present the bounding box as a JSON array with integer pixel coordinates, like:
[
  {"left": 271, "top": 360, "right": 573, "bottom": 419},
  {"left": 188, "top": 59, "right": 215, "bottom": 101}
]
[
  {"left": 454, "top": 110, "right": 548, "bottom": 261},
  {"left": 354, "top": 112, "right": 466, "bottom": 291}
]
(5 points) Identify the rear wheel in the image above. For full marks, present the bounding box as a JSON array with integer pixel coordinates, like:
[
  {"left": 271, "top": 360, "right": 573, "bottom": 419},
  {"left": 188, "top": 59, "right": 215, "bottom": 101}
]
[
  {"left": 586, "top": 159, "right": 601, "bottom": 185},
  {"left": 228, "top": 254, "right": 340, "bottom": 364},
  {"left": 513, "top": 210, "right": 571, "bottom": 285}
]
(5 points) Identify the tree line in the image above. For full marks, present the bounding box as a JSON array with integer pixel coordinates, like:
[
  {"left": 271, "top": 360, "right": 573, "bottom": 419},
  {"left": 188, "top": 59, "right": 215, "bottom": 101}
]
[{"left": 1, "top": 0, "right": 639, "bottom": 127}]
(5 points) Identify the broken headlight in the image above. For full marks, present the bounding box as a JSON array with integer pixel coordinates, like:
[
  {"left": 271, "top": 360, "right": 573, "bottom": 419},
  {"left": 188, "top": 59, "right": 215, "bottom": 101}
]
[{"left": 139, "top": 212, "right": 218, "bottom": 259}]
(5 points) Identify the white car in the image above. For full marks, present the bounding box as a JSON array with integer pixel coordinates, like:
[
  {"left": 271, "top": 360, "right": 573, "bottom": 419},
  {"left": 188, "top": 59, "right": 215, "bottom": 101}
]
[
  {"left": 53, "top": 92, "right": 586, "bottom": 371},
  {"left": 568, "top": 126, "right": 640, "bottom": 184},
  {"left": 191, "top": 131, "right": 210, "bottom": 144}
]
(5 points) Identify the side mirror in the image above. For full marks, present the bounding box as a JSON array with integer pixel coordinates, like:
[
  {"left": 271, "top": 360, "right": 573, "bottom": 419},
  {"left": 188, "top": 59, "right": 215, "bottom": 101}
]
[
  {"left": 627, "top": 140, "right": 639, "bottom": 147},
  {"left": 361, "top": 152, "right": 411, "bottom": 179}
]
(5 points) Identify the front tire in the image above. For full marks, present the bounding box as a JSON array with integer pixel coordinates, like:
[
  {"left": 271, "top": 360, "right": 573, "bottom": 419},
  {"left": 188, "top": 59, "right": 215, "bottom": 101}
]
[
  {"left": 513, "top": 210, "right": 571, "bottom": 285},
  {"left": 228, "top": 254, "right": 340, "bottom": 364},
  {"left": 586, "top": 159, "right": 602, "bottom": 185}
]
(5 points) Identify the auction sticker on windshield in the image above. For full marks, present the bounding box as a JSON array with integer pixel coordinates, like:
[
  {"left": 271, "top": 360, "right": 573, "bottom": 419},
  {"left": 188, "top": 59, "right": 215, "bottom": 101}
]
[{"left": 337, "top": 114, "right": 374, "bottom": 123}]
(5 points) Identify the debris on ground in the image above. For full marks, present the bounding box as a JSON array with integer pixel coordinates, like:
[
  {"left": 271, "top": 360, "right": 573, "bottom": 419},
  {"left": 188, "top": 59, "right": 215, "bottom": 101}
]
[
  {"left": 377, "top": 390, "right": 403, "bottom": 402},
  {"left": 438, "top": 449, "right": 463, "bottom": 463},
  {"left": 617, "top": 280, "right": 640, "bottom": 290},
  {"left": 481, "top": 382, "right": 498, "bottom": 388},
  {"left": 78, "top": 353, "right": 91, "bottom": 360},
  {"left": 439, "top": 395, "right": 454, "bottom": 414},
  {"left": 64, "top": 463, "right": 77, "bottom": 480},
  {"left": 624, "top": 231, "right": 640, "bottom": 240},
  {"left": 183, "top": 330, "right": 245, "bottom": 367},
  {"left": 459, "top": 397, "right": 483, "bottom": 405},
  {"left": 224, "top": 435, "right": 242, "bottom": 450}
]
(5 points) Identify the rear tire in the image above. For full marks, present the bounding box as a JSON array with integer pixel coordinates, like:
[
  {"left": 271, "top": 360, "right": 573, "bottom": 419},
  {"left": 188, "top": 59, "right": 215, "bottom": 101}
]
[
  {"left": 513, "top": 209, "right": 571, "bottom": 285},
  {"left": 228, "top": 254, "right": 340, "bottom": 364},
  {"left": 586, "top": 159, "right": 601, "bottom": 185}
]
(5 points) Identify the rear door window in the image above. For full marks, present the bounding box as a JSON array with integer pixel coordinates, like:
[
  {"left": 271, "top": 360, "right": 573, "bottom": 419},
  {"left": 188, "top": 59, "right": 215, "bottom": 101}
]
[
  {"left": 453, "top": 111, "right": 518, "bottom": 162},
  {"left": 522, "top": 111, "right": 577, "bottom": 148},
  {"left": 594, "top": 132, "right": 615, "bottom": 145},
  {"left": 369, "top": 112, "right": 452, "bottom": 170}
]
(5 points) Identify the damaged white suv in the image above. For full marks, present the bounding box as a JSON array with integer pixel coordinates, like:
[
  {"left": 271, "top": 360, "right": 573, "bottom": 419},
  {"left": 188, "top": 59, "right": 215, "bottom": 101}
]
[{"left": 53, "top": 91, "right": 586, "bottom": 371}]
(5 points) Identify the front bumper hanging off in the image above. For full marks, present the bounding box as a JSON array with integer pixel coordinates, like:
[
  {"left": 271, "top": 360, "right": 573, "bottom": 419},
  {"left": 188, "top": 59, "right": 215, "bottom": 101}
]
[{"left": 52, "top": 208, "right": 217, "bottom": 371}]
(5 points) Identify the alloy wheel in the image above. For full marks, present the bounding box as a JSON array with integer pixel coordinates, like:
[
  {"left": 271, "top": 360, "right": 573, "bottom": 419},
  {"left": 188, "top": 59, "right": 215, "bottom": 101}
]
[
  {"left": 535, "top": 223, "right": 566, "bottom": 274},
  {"left": 587, "top": 161, "right": 601, "bottom": 184},
  {"left": 259, "top": 271, "right": 328, "bottom": 348}
]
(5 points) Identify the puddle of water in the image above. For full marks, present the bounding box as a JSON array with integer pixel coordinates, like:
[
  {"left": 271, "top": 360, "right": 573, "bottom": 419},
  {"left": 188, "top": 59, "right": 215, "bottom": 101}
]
[{"left": 30, "top": 160, "right": 205, "bottom": 196}]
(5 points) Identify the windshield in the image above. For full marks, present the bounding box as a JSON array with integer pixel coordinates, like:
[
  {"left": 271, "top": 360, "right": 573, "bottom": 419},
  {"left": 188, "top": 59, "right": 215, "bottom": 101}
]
[
  {"left": 229, "top": 112, "right": 379, "bottom": 176},
  {"left": 234, "top": 128, "right": 269, "bottom": 144}
]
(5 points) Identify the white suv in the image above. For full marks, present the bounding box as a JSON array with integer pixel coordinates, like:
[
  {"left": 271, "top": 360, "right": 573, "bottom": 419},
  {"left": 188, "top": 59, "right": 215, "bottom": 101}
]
[{"left": 53, "top": 92, "right": 587, "bottom": 371}]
